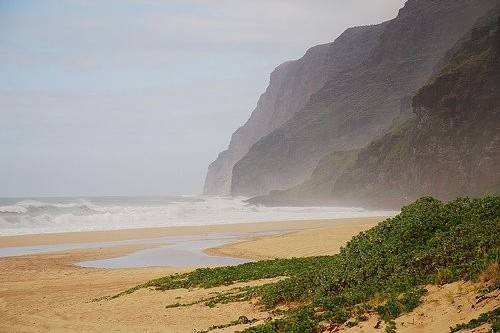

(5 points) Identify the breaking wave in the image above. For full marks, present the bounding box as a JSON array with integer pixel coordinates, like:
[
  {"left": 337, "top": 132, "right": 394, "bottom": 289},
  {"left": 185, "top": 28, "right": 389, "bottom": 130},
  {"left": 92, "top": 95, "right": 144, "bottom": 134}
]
[
  {"left": 0, "top": 199, "right": 102, "bottom": 215},
  {"left": 0, "top": 196, "right": 396, "bottom": 236}
]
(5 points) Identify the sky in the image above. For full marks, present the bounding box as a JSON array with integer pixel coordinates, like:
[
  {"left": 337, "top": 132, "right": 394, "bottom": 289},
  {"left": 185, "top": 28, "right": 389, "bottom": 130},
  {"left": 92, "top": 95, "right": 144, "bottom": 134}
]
[{"left": 0, "top": 0, "right": 406, "bottom": 197}]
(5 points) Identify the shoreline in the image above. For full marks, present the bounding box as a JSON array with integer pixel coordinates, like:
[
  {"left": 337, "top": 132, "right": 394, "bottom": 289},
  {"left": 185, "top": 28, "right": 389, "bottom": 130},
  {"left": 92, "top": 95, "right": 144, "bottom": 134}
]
[
  {"left": 0, "top": 216, "right": 390, "bottom": 248},
  {"left": 2, "top": 215, "right": 492, "bottom": 333},
  {"left": 0, "top": 217, "right": 387, "bottom": 332},
  {"left": 205, "top": 217, "right": 383, "bottom": 260}
]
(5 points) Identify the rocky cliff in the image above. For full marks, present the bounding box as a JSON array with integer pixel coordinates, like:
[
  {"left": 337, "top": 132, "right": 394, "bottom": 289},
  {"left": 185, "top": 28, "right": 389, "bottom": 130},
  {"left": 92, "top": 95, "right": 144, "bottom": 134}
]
[
  {"left": 331, "top": 8, "right": 500, "bottom": 208},
  {"left": 203, "top": 24, "right": 388, "bottom": 195},
  {"left": 231, "top": 0, "right": 498, "bottom": 197},
  {"left": 254, "top": 6, "right": 500, "bottom": 208}
]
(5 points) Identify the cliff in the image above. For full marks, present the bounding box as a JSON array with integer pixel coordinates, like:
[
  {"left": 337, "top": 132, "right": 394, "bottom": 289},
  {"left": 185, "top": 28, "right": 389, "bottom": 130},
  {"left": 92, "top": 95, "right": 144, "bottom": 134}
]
[
  {"left": 248, "top": 149, "right": 359, "bottom": 206},
  {"left": 331, "top": 7, "right": 500, "bottom": 208},
  {"left": 231, "top": 0, "right": 498, "bottom": 197},
  {"left": 256, "top": 7, "right": 500, "bottom": 208},
  {"left": 203, "top": 24, "right": 387, "bottom": 195}
]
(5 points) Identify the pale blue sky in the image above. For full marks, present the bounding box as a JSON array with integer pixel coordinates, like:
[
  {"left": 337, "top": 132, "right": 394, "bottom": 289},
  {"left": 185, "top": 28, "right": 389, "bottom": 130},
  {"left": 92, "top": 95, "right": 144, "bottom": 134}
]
[{"left": 1, "top": 0, "right": 405, "bottom": 197}]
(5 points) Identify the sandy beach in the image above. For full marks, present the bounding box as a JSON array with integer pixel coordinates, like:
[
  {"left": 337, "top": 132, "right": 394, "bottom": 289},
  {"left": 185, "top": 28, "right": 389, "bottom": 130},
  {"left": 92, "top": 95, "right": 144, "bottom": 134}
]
[
  {"left": 0, "top": 217, "right": 383, "bottom": 332},
  {"left": 1, "top": 216, "right": 497, "bottom": 333},
  {"left": 0, "top": 217, "right": 384, "bottom": 248},
  {"left": 206, "top": 218, "right": 381, "bottom": 260}
]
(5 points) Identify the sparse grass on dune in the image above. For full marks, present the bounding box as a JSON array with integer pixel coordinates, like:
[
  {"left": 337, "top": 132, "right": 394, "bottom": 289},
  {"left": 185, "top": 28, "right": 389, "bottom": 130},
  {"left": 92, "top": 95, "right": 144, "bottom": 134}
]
[
  {"left": 118, "top": 196, "right": 500, "bottom": 333},
  {"left": 450, "top": 307, "right": 500, "bottom": 332}
]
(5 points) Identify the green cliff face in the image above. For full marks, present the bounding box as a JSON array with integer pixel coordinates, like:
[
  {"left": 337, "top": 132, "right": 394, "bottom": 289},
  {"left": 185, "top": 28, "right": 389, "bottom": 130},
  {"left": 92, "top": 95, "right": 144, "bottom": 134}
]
[
  {"left": 203, "top": 24, "right": 387, "bottom": 195},
  {"left": 253, "top": 7, "right": 500, "bottom": 208},
  {"left": 231, "top": 0, "right": 498, "bottom": 197},
  {"left": 331, "top": 8, "right": 500, "bottom": 208}
]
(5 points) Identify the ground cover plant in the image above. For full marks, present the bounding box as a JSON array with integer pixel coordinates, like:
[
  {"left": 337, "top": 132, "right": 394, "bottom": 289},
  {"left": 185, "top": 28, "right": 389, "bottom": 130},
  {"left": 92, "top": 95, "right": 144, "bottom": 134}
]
[
  {"left": 120, "top": 196, "right": 500, "bottom": 332},
  {"left": 450, "top": 307, "right": 500, "bottom": 332}
]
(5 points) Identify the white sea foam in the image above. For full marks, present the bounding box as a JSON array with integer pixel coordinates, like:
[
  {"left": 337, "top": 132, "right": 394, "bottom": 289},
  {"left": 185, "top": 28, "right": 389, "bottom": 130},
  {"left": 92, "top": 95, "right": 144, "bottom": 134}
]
[
  {"left": 0, "top": 196, "right": 397, "bottom": 236},
  {"left": 0, "top": 205, "right": 28, "bottom": 214}
]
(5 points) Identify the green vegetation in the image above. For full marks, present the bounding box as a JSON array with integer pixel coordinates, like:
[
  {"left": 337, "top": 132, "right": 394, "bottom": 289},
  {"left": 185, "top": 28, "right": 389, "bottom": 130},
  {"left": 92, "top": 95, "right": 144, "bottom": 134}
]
[
  {"left": 450, "top": 307, "right": 500, "bottom": 332},
  {"left": 121, "top": 196, "right": 500, "bottom": 332},
  {"left": 198, "top": 316, "right": 258, "bottom": 333}
]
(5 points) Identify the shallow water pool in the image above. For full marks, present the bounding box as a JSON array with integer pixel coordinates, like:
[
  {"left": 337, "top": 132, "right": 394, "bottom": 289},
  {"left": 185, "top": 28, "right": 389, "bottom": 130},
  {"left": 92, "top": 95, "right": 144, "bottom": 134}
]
[{"left": 0, "top": 231, "right": 286, "bottom": 268}]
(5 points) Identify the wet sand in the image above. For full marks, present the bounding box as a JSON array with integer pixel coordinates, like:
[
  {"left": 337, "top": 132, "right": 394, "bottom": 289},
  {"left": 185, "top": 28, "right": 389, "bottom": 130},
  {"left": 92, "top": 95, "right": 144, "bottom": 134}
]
[
  {"left": 0, "top": 217, "right": 386, "bottom": 248},
  {"left": 0, "top": 217, "right": 387, "bottom": 332},
  {"left": 1, "top": 216, "right": 497, "bottom": 332}
]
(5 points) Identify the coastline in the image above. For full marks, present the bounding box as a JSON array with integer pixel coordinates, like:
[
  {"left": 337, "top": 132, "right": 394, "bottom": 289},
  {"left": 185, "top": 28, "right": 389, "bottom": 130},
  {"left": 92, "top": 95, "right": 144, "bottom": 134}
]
[
  {"left": 0, "top": 216, "right": 388, "bottom": 248},
  {"left": 205, "top": 217, "right": 382, "bottom": 260},
  {"left": 0, "top": 217, "right": 386, "bottom": 332},
  {"left": 1, "top": 215, "right": 496, "bottom": 332}
]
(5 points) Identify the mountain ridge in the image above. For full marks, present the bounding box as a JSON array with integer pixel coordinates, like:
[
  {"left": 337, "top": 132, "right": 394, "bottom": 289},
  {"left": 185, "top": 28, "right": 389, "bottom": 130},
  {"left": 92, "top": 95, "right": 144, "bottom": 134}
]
[
  {"left": 203, "top": 23, "right": 389, "bottom": 195},
  {"left": 252, "top": 5, "right": 500, "bottom": 208},
  {"left": 230, "top": 0, "right": 498, "bottom": 197},
  {"left": 332, "top": 7, "right": 500, "bottom": 207}
]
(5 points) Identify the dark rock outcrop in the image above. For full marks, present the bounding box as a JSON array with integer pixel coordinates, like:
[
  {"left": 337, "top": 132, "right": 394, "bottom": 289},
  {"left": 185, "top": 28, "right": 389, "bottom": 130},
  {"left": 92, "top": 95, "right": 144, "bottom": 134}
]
[
  {"left": 231, "top": 0, "right": 498, "bottom": 197},
  {"left": 203, "top": 24, "right": 388, "bottom": 194}
]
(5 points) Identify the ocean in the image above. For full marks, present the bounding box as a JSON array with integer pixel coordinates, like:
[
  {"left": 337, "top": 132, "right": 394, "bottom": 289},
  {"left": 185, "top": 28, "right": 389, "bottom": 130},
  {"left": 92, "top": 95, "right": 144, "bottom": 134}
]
[{"left": 0, "top": 196, "right": 395, "bottom": 236}]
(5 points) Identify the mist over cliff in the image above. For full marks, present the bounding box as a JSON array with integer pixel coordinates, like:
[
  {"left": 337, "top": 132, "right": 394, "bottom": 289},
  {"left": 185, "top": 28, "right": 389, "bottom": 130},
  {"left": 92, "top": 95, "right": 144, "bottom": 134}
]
[
  {"left": 203, "top": 24, "right": 388, "bottom": 195},
  {"left": 251, "top": 5, "right": 500, "bottom": 208},
  {"left": 332, "top": 7, "right": 500, "bottom": 207},
  {"left": 205, "top": 0, "right": 498, "bottom": 202}
]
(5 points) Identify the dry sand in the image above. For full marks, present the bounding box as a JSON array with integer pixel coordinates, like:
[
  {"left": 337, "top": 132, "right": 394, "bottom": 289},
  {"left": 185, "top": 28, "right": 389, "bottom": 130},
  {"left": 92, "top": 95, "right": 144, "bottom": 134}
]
[
  {"left": 338, "top": 281, "right": 499, "bottom": 333},
  {"left": 0, "top": 217, "right": 385, "bottom": 333},
  {"left": 1, "top": 216, "right": 496, "bottom": 333},
  {"left": 206, "top": 218, "right": 382, "bottom": 260}
]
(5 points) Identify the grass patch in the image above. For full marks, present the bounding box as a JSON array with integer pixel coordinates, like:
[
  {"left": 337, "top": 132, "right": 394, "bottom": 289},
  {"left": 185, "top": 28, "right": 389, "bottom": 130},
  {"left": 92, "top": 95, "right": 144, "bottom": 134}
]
[
  {"left": 197, "top": 316, "right": 258, "bottom": 333},
  {"left": 450, "top": 307, "right": 500, "bottom": 332}
]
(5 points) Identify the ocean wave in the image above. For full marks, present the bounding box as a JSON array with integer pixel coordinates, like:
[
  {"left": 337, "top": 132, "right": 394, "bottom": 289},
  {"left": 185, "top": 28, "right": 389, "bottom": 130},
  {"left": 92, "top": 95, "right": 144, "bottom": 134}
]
[
  {"left": 0, "top": 196, "right": 397, "bottom": 236},
  {"left": 0, "top": 199, "right": 104, "bottom": 216},
  {"left": 0, "top": 205, "right": 28, "bottom": 214}
]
